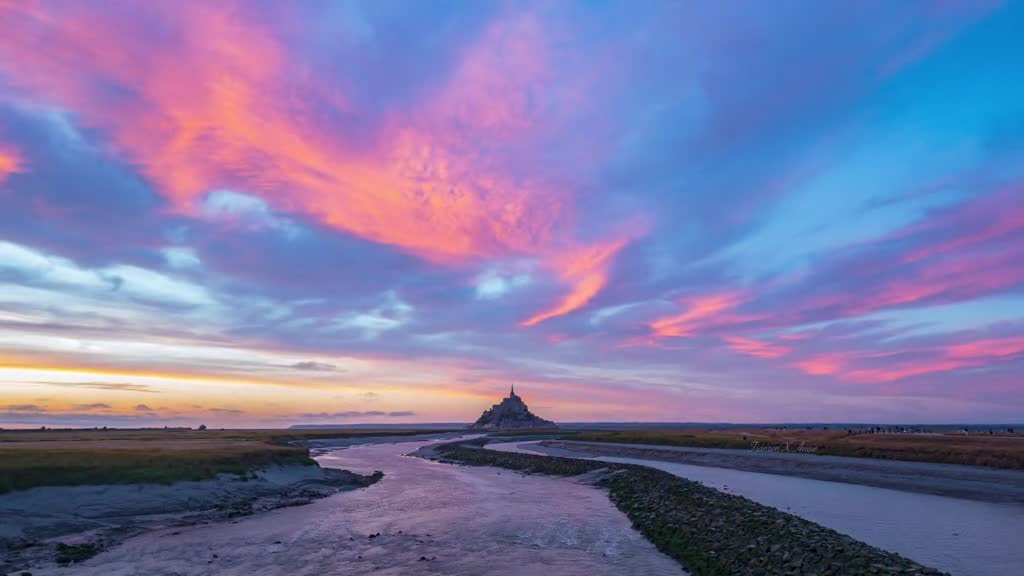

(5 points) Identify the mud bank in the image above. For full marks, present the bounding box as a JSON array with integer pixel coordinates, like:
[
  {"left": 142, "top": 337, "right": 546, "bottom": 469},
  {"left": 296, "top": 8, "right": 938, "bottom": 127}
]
[{"left": 0, "top": 463, "right": 381, "bottom": 573}]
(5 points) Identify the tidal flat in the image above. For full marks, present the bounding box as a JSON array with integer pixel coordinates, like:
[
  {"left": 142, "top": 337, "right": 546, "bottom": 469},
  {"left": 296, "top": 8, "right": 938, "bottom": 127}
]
[
  {"left": 443, "top": 440, "right": 948, "bottom": 576},
  {"left": 5, "top": 432, "right": 1021, "bottom": 576},
  {"left": 487, "top": 440, "right": 1024, "bottom": 576},
  {"left": 12, "top": 436, "right": 683, "bottom": 576}
]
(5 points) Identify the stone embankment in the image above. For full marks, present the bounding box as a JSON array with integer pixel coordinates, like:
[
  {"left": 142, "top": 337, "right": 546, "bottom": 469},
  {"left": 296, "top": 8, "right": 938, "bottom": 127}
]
[{"left": 434, "top": 440, "right": 946, "bottom": 576}]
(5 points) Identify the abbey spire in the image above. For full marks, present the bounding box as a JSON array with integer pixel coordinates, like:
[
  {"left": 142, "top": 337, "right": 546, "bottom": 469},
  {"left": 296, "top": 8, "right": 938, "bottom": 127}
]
[{"left": 469, "top": 386, "right": 556, "bottom": 430}]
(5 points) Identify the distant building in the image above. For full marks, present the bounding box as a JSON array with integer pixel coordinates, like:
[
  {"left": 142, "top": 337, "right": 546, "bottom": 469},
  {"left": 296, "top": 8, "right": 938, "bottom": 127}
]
[{"left": 469, "top": 385, "right": 557, "bottom": 430}]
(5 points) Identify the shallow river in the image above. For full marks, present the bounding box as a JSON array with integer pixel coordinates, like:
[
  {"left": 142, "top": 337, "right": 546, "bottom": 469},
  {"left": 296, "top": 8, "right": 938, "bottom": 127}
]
[
  {"left": 487, "top": 440, "right": 1024, "bottom": 576},
  {"left": 45, "top": 436, "right": 683, "bottom": 576}
]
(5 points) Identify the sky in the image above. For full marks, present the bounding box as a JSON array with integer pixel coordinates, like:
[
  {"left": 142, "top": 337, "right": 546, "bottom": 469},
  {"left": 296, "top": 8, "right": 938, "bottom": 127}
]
[{"left": 0, "top": 1, "right": 1022, "bottom": 428}]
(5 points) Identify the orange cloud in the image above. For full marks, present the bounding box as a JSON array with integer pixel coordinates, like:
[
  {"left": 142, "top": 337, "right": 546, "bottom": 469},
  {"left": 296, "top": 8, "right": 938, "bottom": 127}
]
[
  {"left": 0, "top": 5, "right": 556, "bottom": 260},
  {"left": 723, "top": 336, "right": 790, "bottom": 359},
  {"left": 522, "top": 237, "right": 629, "bottom": 326},
  {"left": 648, "top": 292, "right": 746, "bottom": 337},
  {"left": 0, "top": 139, "right": 22, "bottom": 182},
  {"left": 0, "top": 4, "right": 632, "bottom": 318}
]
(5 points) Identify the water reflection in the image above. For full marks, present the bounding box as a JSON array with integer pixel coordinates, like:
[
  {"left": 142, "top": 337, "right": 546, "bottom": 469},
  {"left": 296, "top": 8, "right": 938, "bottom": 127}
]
[
  {"left": 312, "top": 437, "right": 684, "bottom": 575},
  {"left": 47, "top": 436, "right": 683, "bottom": 576},
  {"left": 487, "top": 441, "right": 1024, "bottom": 576}
]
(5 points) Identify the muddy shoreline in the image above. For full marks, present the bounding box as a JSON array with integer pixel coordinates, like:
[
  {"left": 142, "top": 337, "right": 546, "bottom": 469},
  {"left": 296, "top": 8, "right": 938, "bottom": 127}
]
[
  {"left": 0, "top": 433, "right": 477, "bottom": 572},
  {"left": 0, "top": 433, "right": 470, "bottom": 573},
  {"left": 13, "top": 436, "right": 683, "bottom": 576},
  {"left": 435, "top": 439, "right": 946, "bottom": 576},
  {"left": 533, "top": 440, "right": 1024, "bottom": 503},
  {"left": 0, "top": 463, "right": 381, "bottom": 573}
]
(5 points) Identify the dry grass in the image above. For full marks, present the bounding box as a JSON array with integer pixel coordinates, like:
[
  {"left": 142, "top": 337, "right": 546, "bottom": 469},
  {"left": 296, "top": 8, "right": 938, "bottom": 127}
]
[
  {"left": 0, "top": 427, "right": 431, "bottom": 445},
  {"left": 569, "top": 428, "right": 1024, "bottom": 469},
  {"left": 0, "top": 428, "right": 439, "bottom": 493}
]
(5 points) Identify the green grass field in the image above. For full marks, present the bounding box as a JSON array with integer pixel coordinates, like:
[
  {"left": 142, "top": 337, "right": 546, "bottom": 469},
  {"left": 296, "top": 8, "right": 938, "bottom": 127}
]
[{"left": 0, "top": 428, "right": 439, "bottom": 493}]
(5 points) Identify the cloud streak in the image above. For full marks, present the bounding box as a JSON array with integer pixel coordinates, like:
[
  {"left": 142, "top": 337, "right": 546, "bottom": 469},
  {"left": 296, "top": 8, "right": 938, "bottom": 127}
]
[
  {"left": 0, "top": 1, "right": 1020, "bottom": 424},
  {"left": 71, "top": 403, "right": 112, "bottom": 411},
  {"left": 299, "top": 411, "right": 416, "bottom": 419},
  {"left": 0, "top": 3, "right": 632, "bottom": 324},
  {"left": 34, "top": 381, "right": 158, "bottom": 393}
]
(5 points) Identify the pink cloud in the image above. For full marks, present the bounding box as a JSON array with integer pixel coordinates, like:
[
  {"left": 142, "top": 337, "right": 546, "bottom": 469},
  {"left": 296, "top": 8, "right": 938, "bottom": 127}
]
[
  {"left": 0, "top": 136, "right": 22, "bottom": 183},
  {"left": 795, "top": 251, "right": 1023, "bottom": 322},
  {"left": 760, "top": 185, "right": 1024, "bottom": 331},
  {"left": 0, "top": 3, "right": 638, "bottom": 323},
  {"left": 786, "top": 333, "right": 1024, "bottom": 384},
  {"left": 624, "top": 185, "right": 1024, "bottom": 385},
  {"left": 723, "top": 336, "right": 790, "bottom": 359},
  {"left": 648, "top": 291, "right": 747, "bottom": 338},
  {"left": 522, "top": 234, "right": 635, "bottom": 326},
  {"left": 902, "top": 187, "right": 1024, "bottom": 264},
  {"left": 946, "top": 335, "right": 1024, "bottom": 360},
  {"left": 793, "top": 354, "right": 845, "bottom": 376},
  {"left": 843, "top": 359, "right": 975, "bottom": 384}
]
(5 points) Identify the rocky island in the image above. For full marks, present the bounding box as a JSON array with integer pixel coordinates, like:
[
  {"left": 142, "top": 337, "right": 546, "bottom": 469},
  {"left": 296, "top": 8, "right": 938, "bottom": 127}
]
[{"left": 469, "top": 386, "right": 557, "bottom": 430}]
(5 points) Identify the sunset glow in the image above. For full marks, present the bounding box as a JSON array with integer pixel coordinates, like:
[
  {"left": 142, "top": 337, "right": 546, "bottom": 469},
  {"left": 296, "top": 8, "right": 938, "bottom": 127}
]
[{"left": 1, "top": 1, "right": 1023, "bottom": 427}]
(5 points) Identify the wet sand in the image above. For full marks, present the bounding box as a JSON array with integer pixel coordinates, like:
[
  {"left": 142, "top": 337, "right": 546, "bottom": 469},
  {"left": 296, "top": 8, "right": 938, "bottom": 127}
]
[{"left": 27, "top": 436, "right": 683, "bottom": 576}]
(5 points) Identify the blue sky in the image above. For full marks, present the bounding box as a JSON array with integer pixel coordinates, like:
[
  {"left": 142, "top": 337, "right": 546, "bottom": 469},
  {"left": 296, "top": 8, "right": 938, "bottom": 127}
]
[{"left": 0, "top": 0, "right": 1022, "bottom": 427}]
